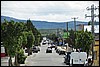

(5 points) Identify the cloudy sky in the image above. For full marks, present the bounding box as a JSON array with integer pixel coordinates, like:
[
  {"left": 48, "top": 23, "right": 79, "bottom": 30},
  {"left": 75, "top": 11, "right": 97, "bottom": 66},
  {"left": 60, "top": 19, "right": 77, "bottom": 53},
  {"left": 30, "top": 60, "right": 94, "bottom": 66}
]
[{"left": 1, "top": 1, "right": 99, "bottom": 22}]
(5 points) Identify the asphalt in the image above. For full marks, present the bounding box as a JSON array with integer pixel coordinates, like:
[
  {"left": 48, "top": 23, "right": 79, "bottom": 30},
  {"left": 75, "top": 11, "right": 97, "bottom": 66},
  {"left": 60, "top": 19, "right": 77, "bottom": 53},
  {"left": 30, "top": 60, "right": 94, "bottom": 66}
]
[{"left": 24, "top": 44, "right": 68, "bottom": 66}]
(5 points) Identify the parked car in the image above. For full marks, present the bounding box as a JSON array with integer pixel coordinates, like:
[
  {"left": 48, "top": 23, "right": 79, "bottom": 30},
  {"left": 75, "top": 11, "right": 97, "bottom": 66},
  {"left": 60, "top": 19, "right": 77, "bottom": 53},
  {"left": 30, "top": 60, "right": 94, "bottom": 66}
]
[
  {"left": 46, "top": 47, "right": 52, "bottom": 53},
  {"left": 64, "top": 52, "right": 71, "bottom": 65},
  {"left": 50, "top": 44, "right": 56, "bottom": 48},
  {"left": 32, "top": 46, "right": 39, "bottom": 53},
  {"left": 37, "top": 46, "right": 40, "bottom": 51},
  {"left": 56, "top": 47, "right": 66, "bottom": 55},
  {"left": 42, "top": 40, "right": 47, "bottom": 45},
  {"left": 56, "top": 48, "right": 60, "bottom": 53},
  {"left": 59, "top": 50, "right": 66, "bottom": 55},
  {"left": 55, "top": 46, "right": 57, "bottom": 50}
]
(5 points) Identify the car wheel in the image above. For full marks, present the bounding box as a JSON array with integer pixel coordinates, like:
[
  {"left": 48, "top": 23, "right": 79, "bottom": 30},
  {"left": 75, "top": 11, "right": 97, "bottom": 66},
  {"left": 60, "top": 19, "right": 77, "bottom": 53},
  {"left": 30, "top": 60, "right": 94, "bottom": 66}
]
[
  {"left": 66, "top": 62, "right": 68, "bottom": 65},
  {"left": 59, "top": 51, "right": 61, "bottom": 55}
]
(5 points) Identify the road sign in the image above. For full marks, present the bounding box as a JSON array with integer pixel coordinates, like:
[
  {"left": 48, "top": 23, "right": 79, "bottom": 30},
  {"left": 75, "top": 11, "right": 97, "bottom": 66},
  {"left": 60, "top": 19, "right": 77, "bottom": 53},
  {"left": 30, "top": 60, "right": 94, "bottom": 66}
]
[{"left": 62, "top": 32, "right": 70, "bottom": 38}]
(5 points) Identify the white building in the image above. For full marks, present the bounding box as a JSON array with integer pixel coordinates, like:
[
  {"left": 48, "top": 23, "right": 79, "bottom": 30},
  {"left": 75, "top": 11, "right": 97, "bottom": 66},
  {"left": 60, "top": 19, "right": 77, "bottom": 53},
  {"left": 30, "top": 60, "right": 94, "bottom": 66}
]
[{"left": 84, "top": 25, "right": 99, "bottom": 33}]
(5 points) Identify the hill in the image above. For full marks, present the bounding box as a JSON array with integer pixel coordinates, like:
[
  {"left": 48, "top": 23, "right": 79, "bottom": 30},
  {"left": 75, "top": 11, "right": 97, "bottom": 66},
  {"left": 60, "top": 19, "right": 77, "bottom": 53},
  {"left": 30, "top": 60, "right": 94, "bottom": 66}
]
[{"left": 1, "top": 16, "right": 99, "bottom": 30}]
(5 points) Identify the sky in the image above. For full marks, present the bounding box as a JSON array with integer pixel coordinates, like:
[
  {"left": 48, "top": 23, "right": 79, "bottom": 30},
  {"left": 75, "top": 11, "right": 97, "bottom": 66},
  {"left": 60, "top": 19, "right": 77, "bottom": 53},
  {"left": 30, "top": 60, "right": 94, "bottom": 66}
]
[{"left": 1, "top": 1, "right": 99, "bottom": 22}]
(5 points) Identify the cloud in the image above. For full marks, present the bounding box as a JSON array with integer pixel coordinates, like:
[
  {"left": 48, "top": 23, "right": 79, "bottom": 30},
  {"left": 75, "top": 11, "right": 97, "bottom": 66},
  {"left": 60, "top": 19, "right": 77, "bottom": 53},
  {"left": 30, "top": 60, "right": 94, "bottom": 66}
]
[{"left": 1, "top": 1, "right": 99, "bottom": 22}]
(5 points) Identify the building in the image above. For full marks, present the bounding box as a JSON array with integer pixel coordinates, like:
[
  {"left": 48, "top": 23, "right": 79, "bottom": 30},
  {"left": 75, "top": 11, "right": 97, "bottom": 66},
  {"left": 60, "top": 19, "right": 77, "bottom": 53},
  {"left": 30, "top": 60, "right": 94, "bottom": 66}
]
[
  {"left": 1, "top": 42, "right": 6, "bottom": 57},
  {"left": 93, "top": 33, "right": 99, "bottom": 66}
]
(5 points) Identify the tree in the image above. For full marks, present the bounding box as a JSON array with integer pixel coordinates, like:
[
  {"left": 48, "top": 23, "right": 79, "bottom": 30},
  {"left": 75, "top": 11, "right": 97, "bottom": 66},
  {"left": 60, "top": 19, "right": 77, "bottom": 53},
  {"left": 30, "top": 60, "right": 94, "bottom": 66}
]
[
  {"left": 1, "top": 19, "right": 40, "bottom": 66},
  {"left": 1, "top": 20, "right": 28, "bottom": 66},
  {"left": 68, "top": 29, "right": 76, "bottom": 48},
  {"left": 1, "top": 20, "right": 16, "bottom": 66},
  {"left": 26, "top": 31, "right": 35, "bottom": 56},
  {"left": 21, "top": 31, "right": 28, "bottom": 49},
  {"left": 76, "top": 29, "right": 93, "bottom": 55},
  {"left": 26, "top": 19, "right": 41, "bottom": 46}
]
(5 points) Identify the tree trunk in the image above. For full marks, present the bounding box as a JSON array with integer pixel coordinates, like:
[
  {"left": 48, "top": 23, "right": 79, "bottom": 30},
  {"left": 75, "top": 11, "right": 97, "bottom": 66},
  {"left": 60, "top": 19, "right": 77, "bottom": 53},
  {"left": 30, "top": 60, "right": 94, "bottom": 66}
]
[
  {"left": 14, "top": 53, "right": 19, "bottom": 66},
  {"left": 28, "top": 48, "right": 30, "bottom": 56},
  {"left": 30, "top": 48, "right": 32, "bottom": 55},
  {"left": 9, "top": 56, "right": 13, "bottom": 66}
]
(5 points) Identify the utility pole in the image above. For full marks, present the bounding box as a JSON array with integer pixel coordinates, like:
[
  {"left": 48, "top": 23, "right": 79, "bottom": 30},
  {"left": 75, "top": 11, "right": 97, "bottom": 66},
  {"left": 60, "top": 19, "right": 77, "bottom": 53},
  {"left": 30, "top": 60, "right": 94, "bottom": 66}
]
[
  {"left": 71, "top": 17, "right": 78, "bottom": 32},
  {"left": 66, "top": 22, "right": 68, "bottom": 32},
  {"left": 71, "top": 17, "right": 78, "bottom": 51},
  {"left": 85, "top": 4, "right": 99, "bottom": 62}
]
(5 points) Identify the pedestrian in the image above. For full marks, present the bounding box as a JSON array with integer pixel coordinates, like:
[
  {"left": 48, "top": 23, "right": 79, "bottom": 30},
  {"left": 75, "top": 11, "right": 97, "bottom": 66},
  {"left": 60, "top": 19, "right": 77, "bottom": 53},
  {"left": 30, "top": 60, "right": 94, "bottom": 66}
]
[{"left": 80, "top": 48, "right": 82, "bottom": 52}]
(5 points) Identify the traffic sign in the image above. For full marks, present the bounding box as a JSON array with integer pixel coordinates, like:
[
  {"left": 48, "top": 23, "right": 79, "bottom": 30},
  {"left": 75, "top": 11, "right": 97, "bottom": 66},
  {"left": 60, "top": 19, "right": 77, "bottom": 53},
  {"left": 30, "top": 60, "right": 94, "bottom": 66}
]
[{"left": 62, "top": 32, "right": 70, "bottom": 38}]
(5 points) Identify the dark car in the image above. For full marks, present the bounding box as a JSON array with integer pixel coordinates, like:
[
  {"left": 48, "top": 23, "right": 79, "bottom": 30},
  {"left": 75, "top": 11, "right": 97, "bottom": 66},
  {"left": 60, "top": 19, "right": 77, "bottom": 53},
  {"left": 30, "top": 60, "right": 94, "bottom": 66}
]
[
  {"left": 46, "top": 47, "right": 52, "bottom": 53},
  {"left": 37, "top": 46, "right": 40, "bottom": 51},
  {"left": 55, "top": 46, "right": 57, "bottom": 50},
  {"left": 56, "top": 48, "right": 60, "bottom": 53},
  {"left": 32, "top": 46, "right": 39, "bottom": 53},
  {"left": 59, "top": 50, "right": 66, "bottom": 55},
  {"left": 42, "top": 40, "right": 47, "bottom": 45},
  {"left": 50, "top": 44, "right": 56, "bottom": 48},
  {"left": 64, "top": 52, "right": 71, "bottom": 65}
]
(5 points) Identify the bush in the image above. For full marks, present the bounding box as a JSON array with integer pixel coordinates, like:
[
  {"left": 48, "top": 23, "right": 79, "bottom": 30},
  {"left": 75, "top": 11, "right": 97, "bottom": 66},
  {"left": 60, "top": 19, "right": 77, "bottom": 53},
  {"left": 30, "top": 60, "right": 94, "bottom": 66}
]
[{"left": 17, "top": 49, "right": 27, "bottom": 64}]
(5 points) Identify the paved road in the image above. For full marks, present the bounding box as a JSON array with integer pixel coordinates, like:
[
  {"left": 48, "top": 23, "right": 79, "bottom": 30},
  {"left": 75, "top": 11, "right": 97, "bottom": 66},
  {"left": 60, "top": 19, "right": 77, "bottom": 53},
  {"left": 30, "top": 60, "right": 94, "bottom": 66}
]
[{"left": 25, "top": 44, "right": 68, "bottom": 66}]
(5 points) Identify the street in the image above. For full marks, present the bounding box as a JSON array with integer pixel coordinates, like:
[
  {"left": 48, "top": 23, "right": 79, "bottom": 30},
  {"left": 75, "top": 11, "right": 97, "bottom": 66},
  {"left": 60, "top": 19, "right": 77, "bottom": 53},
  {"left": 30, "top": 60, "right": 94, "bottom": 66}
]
[{"left": 25, "top": 44, "right": 68, "bottom": 66}]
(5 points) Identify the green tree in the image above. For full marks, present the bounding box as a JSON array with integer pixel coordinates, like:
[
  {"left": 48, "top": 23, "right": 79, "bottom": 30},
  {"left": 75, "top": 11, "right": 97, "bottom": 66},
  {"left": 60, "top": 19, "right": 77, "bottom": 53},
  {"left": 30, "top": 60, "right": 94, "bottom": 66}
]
[
  {"left": 76, "top": 29, "right": 93, "bottom": 54},
  {"left": 1, "top": 20, "right": 17, "bottom": 66},
  {"left": 26, "top": 19, "right": 41, "bottom": 46},
  {"left": 1, "top": 20, "right": 28, "bottom": 66},
  {"left": 1, "top": 19, "right": 40, "bottom": 66},
  {"left": 21, "top": 31, "right": 28, "bottom": 49},
  {"left": 26, "top": 31, "right": 35, "bottom": 56},
  {"left": 68, "top": 29, "right": 76, "bottom": 48}
]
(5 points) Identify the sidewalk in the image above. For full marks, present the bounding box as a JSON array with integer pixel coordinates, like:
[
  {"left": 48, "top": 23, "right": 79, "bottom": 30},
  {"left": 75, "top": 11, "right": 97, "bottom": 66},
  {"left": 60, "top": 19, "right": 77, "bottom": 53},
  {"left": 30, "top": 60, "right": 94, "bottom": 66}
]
[
  {"left": 1, "top": 56, "right": 15, "bottom": 66},
  {"left": 1, "top": 57, "right": 9, "bottom": 66},
  {"left": 1, "top": 51, "right": 35, "bottom": 66}
]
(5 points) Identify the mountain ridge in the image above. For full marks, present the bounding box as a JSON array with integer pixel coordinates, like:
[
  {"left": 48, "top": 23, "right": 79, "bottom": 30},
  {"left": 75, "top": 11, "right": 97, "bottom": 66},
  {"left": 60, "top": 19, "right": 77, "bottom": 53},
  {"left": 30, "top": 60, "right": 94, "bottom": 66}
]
[{"left": 1, "top": 16, "right": 99, "bottom": 29}]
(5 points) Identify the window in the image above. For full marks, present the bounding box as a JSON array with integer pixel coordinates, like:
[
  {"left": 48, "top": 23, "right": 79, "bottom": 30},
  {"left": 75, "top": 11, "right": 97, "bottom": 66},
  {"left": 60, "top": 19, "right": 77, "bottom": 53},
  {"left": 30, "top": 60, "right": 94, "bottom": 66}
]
[{"left": 94, "top": 51, "right": 97, "bottom": 60}]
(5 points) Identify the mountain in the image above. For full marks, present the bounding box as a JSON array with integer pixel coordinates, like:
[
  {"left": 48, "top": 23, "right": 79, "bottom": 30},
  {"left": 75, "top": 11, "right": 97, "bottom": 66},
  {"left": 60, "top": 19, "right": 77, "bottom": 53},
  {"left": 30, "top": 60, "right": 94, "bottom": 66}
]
[
  {"left": 1, "top": 16, "right": 99, "bottom": 30},
  {"left": 1, "top": 16, "right": 26, "bottom": 22}
]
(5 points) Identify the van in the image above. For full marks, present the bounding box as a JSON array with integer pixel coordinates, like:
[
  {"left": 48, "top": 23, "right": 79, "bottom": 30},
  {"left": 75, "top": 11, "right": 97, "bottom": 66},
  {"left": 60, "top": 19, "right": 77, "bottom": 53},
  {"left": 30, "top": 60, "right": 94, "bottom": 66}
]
[{"left": 70, "top": 52, "right": 87, "bottom": 66}]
